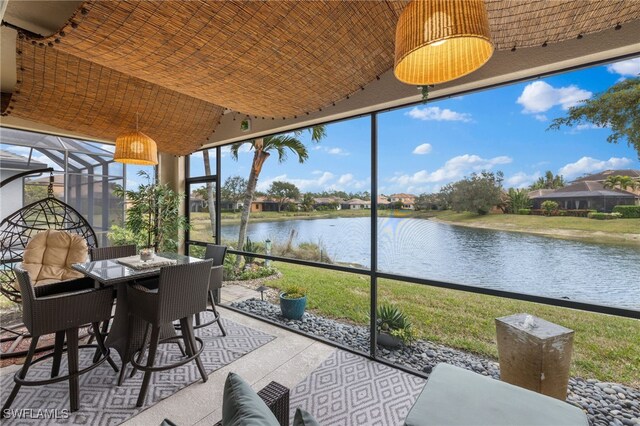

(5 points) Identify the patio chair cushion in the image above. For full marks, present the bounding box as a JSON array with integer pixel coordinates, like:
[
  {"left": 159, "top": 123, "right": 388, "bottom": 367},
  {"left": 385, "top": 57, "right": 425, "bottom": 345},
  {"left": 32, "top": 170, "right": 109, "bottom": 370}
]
[
  {"left": 293, "top": 408, "right": 320, "bottom": 426},
  {"left": 21, "top": 230, "right": 88, "bottom": 286},
  {"left": 222, "top": 372, "right": 279, "bottom": 426}
]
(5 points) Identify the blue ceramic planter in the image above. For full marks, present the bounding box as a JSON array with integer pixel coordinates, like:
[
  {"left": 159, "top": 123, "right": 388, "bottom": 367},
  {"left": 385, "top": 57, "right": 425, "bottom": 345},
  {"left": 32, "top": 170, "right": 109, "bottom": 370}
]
[{"left": 279, "top": 293, "right": 307, "bottom": 320}]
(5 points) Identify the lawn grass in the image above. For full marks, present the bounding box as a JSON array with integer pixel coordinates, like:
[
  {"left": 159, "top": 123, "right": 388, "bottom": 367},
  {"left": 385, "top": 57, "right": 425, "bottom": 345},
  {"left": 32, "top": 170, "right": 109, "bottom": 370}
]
[
  {"left": 266, "top": 261, "right": 640, "bottom": 387},
  {"left": 431, "top": 210, "right": 640, "bottom": 241}
]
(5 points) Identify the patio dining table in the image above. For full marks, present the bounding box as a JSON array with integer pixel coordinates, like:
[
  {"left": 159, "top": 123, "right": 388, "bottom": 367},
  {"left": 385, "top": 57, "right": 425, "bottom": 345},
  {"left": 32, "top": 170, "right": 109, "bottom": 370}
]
[{"left": 72, "top": 252, "right": 201, "bottom": 384}]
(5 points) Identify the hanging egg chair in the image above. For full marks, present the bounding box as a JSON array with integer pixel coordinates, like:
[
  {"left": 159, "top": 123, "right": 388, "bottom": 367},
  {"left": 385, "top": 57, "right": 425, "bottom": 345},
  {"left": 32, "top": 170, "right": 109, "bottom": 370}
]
[{"left": 0, "top": 170, "right": 98, "bottom": 303}]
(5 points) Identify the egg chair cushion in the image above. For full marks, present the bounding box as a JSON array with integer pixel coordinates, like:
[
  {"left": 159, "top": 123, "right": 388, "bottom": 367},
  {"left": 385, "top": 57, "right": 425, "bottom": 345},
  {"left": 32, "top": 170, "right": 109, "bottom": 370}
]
[{"left": 21, "top": 230, "right": 88, "bottom": 286}]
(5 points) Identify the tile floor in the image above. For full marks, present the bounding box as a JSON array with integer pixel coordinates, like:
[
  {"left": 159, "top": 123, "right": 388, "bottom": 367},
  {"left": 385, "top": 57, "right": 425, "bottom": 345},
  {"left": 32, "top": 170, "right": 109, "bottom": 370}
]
[{"left": 0, "top": 285, "right": 334, "bottom": 425}]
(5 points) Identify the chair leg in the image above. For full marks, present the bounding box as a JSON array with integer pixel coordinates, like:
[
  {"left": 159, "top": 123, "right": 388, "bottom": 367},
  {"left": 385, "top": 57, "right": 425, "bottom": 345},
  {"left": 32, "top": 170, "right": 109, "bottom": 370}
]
[
  {"left": 92, "top": 319, "right": 110, "bottom": 363},
  {"left": 51, "top": 331, "right": 65, "bottom": 378},
  {"left": 118, "top": 314, "right": 134, "bottom": 386},
  {"left": 183, "top": 317, "right": 207, "bottom": 383},
  {"left": 136, "top": 325, "right": 160, "bottom": 407},
  {"left": 66, "top": 328, "right": 80, "bottom": 412},
  {"left": 130, "top": 324, "right": 150, "bottom": 378},
  {"left": 1, "top": 335, "right": 40, "bottom": 416},
  {"left": 210, "top": 291, "right": 226, "bottom": 337},
  {"left": 92, "top": 322, "right": 119, "bottom": 373}
]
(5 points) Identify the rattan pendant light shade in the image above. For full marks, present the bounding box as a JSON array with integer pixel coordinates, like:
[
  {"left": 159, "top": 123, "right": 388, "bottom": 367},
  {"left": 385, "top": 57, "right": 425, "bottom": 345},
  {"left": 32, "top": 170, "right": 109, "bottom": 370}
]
[
  {"left": 114, "top": 130, "right": 158, "bottom": 165},
  {"left": 394, "top": 0, "right": 494, "bottom": 85}
]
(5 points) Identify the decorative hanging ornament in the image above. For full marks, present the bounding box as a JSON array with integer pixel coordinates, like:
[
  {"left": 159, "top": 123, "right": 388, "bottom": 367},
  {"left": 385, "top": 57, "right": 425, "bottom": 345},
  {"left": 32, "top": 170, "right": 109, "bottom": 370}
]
[{"left": 394, "top": 0, "right": 494, "bottom": 85}]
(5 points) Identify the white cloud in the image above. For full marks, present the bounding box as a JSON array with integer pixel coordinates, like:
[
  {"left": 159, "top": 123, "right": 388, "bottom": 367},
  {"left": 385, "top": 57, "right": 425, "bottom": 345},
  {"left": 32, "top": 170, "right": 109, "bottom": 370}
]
[
  {"left": 607, "top": 58, "right": 640, "bottom": 77},
  {"left": 412, "top": 143, "right": 432, "bottom": 155},
  {"left": 506, "top": 171, "right": 541, "bottom": 189},
  {"left": 517, "top": 81, "right": 592, "bottom": 114},
  {"left": 534, "top": 114, "right": 548, "bottom": 122},
  {"left": 558, "top": 156, "right": 633, "bottom": 180},
  {"left": 337, "top": 173, "right": 354, "bottom": 185},
  {"left": 327, "top": 147, "right": 349, "bottom": 156},
  {"left": 257, "top": 171, "right": 335, "bottom": 192},
  {"left": 389, "top": 154, "right": 512, "bottom": 187},
  {"left": 406, "top": 106, "right": 472, "bottom": 122}
]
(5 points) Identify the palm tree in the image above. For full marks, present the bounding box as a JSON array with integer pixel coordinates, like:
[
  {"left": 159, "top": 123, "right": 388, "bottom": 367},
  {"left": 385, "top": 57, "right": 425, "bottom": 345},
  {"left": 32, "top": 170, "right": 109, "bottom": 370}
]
[
  {"left": 529, "top": 171, "right": 565, "bottom": 190},
  {"left": 604, "top": 175, "right": 637, "bottom": 191},
  {"left": 231, "top": 126, "right": 326, "bottom": 265}
]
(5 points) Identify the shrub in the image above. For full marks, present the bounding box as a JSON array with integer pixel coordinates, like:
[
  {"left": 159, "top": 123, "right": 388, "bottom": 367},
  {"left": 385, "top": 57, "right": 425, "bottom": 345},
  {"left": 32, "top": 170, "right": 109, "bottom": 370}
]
[
  {"left": 282, "top": 285, "right": 306, "bottom": 299},
  {"left": 238, "top": 266, "right": 277, "bottom": 281},
  {"left": 541, "top": 200, "right": 559, "bottom": 216},
  {"left": 505, "top": 188, "right": 532, "bottom": 214},
  {"left": 612, "top": 205, "right": 640, "bottom": 218},
  {"left": 374, "top": 304, "right": 416, "bottom": 345},
  {"left": 517, "top": 208, "right": 531, "bottom": 215},
  {"left": 588, "top": 212, "right": 622, "bottom": 220}
]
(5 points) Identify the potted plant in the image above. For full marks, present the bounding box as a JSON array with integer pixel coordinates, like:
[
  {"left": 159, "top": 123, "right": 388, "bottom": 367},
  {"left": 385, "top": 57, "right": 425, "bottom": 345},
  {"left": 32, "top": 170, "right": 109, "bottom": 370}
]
[
  {"left": 375, "top": 304, "right": 416, "bottom": 348},
  {"left": 279, "top": 285, "right": 307, "bottom": 320}
]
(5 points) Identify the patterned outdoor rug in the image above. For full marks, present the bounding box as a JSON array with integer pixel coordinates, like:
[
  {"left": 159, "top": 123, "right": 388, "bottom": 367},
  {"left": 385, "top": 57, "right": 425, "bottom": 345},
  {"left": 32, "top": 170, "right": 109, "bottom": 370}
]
[
  {"left": 290, "top": 350, "right": 426, "bottom": 426},
  {"left": 0, "top": 318, "right": 274, "bottom": 425}
]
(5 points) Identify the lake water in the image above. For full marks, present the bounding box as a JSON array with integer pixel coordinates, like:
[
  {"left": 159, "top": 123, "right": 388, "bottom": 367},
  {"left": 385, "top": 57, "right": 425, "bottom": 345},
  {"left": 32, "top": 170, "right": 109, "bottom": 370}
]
[{"left": 221, "top": 217, "right": 640, "bottom": 310}]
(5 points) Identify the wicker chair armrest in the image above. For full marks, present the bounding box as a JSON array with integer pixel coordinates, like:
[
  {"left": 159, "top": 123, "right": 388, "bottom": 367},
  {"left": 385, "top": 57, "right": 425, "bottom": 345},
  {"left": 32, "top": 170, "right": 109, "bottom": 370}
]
[
  {"left": 213, "top": 381, "right": 290, "bottom": 426},
  {"left": 32, "top": 286, "right": 114, "bottom": 335},
  {"left": 34, "top": 277, "right": 97, "bottom": 298}
]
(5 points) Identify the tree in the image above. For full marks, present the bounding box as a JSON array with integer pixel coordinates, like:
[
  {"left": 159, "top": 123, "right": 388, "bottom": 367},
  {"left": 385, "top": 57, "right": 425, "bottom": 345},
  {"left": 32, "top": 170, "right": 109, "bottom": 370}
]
[
  {"left": 301, "top": 193, "right": 315, "bottom": 212},
  {"left": 548, "top": 77, "right": 640, "bottom": 159},
  {"left": 604, "top": 175, "right": 638, "bottom": 191},
  {"left": 505, "top": 188, "right": 532, "bottom": 214},
  {"left": 221, "top": 175, "right": 248, "bottom": 208},
  {"left": 529, "top": 171, "right": 565, "bottom": 190},
  {"left": 23, "top": 184, "right": 48, "bottom": 204},
  {"left": 202, "top": 150, "right": 216, "bottom": 239},
  {"left": 267, "top": 181, "right": 300, "bottom": 212},
  {"left": 230, "top": 125, "right": 326, "bottom": 265},
  {"left": 112, "top": 171, "right": 189, "bottom": 252},
  {"left": 445, "top": 171, "right": 504, "bottom": 215}
]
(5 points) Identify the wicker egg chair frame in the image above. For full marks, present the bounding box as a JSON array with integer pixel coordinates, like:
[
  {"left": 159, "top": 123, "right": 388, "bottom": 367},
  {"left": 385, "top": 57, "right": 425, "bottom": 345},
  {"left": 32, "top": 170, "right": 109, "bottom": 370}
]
[{"left": 0, "top": 171, "right": 98, "bottom": 359}]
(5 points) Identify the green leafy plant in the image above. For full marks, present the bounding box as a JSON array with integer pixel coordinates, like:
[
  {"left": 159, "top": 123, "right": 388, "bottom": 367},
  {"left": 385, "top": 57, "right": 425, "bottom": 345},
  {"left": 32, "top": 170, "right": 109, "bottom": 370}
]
[
  {"left": 588, "top": 212, "right": 622, "bottom": 220},
  {"left": 612, "top": 205, "right": 640, "bottom": 218},
  {"left": 505, "top": 188, "right": 532, "bottom": 214},
  {"left": 282, "top": 285, "right": 306, "bottom": 299},
  {"left": 517, "top": 208, "right": 531, "bottom": 215},
  {"left": 242, "top": 237, "right": 261, "bottom": 268},
  {"left": 541, "top": 200, "right": 559, "bottom": 216},
  {"left": 375, "top": 304, "right": 416, "bottom": 345},
  {"left": 111, "top": 171, "right": 189, "bottom": 252}
]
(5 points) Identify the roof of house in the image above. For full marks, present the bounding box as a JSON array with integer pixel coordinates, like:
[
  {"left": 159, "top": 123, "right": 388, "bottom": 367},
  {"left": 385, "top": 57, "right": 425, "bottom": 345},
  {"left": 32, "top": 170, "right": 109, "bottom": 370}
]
[
  {"left": 390, "top": 193, "right": 416, "bottom": 199},
  {"left": 530, "top": 181, "right": 638, "bottom": 199},
  {"left": 313, "top": 197, "right": 343, "bottom": 204},
  {"left": 377, "top": 196, "right": 390, "bottom": 204},
  {"left": 0, "top": 149, "right": 48, "bottom": 171},
  {"left": 528, "top": 189, "right": 555, "bottom": 198},
  {"left": 344, "top": 198, "right": 370, "bottom": 205},
  {"left": 572, "top": 169, "right": 640, "bottom": 182}
]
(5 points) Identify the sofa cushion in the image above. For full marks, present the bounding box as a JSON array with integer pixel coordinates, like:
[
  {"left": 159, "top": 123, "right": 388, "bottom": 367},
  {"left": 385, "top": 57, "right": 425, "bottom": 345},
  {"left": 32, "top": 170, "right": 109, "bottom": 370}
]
[
  {"left": 293, "top": 408, "right": 321, "bottom": 426},
  {"left": 22, "top": 230, "right": 87, "bottom": 286},
  {"left": 222, "top": 372, "right": 279, "bottom": 426}
]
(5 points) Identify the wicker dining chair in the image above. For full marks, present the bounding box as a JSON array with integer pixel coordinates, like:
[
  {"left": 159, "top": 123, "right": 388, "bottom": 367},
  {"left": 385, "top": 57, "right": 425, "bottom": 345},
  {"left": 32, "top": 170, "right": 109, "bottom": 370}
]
[
  {"left": 195, "top": 244, "right": 227, "bottom": 336},
  {"left": 1, "top": 265, "right": 118, "bottom": 415},
  {"left": 127, "top": 260, "right": 213, "bottom": 407}
]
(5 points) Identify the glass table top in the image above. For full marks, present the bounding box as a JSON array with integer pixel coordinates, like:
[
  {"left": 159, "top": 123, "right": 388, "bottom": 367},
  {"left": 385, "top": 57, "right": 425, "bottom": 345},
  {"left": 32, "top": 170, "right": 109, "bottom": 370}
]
[{"left": 72, "top": 252, "right": 201, "bottom": 285}]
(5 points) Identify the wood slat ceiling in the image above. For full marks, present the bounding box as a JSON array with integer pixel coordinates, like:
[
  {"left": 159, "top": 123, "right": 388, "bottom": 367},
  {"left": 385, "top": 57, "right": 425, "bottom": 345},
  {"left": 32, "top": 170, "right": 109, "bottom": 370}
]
[{"left": 2, "top": 0, "right": 639, "bottom": 155}]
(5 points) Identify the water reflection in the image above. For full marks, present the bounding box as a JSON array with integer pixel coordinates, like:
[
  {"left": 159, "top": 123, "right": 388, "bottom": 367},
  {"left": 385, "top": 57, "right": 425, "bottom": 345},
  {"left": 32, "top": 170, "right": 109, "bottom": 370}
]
[{"left": 221, "top": 217, "right": 640, "bottom": 309}]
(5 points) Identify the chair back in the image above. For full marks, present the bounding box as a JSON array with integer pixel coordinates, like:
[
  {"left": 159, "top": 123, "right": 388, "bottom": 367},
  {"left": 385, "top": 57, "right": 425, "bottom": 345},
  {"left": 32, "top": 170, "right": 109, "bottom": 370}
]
[
  {"left": 21, "top": 230, "right": 87, "bottom": 286},
  {"left": 157, "top": 260, "right": 213, "bottom": 322},
  {"left": 90, "top": 244, "right": 137, "bottom": 261},
  {"left": 204, "top": 244, "right": 227, "bottom": 266},
  {"left": 13, "top": 265, "right": 37, "bottom": 332}
]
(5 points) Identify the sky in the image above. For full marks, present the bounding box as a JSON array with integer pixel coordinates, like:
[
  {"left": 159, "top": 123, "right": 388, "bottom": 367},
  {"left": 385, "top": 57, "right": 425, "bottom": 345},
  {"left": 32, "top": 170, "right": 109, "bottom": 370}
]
[{"left": 192, "top": 56, "right": 640, "bottom": 196}]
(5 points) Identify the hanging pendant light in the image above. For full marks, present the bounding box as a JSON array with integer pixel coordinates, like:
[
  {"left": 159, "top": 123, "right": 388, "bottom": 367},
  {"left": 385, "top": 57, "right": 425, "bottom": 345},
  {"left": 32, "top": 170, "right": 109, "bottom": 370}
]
[
  {"left": 394, "top": 0, "right": 494, "bottom": 85},
  {"left": 114, "top": 113, "right": 158, "bottom": 165}
]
